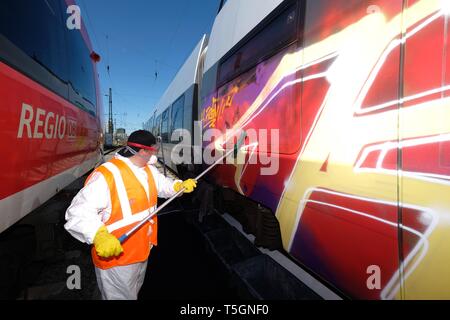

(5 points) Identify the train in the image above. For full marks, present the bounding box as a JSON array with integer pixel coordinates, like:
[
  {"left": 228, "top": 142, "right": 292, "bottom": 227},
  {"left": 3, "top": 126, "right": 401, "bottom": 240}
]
[
  {"left": 0, "top": 0, "right": 103, "bottom": 234},
  {"left": 145, "top": 0, "right": 450, "bottom": 299}
]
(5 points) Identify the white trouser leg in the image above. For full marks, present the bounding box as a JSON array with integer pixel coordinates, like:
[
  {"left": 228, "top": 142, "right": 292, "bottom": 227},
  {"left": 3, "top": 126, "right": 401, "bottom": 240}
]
[{"left": 95, "top": 260, "right": 148, "bottom": 300}]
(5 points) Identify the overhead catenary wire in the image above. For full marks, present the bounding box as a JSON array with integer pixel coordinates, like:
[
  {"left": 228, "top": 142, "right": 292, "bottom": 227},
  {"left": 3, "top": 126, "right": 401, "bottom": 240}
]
[
  {"left": 79, "top": 1, "right": 204, "bottom": 133},
  {"left": 80, "top": 0, "right": 102, "bottom": 54},
  {"left": 147, "top": 0, "right": 195, "bottom": 121},
  {"left": 150, "top": 0, "right": 192, "bottom": 92},
  {"left": 78, "top": 0, "right": 119, "bottom": 100},
  {"left": 103, "top": 33, "right": 118, "bottom": 93}
]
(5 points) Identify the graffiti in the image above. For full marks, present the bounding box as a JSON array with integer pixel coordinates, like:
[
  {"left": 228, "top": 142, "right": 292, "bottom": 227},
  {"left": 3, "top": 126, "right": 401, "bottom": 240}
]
[
  {"left": 200, "top": 0, "right": 450, "bottom": 299},
  {"left": 201, "top": 85, "right": 239, "bottom": 128}
]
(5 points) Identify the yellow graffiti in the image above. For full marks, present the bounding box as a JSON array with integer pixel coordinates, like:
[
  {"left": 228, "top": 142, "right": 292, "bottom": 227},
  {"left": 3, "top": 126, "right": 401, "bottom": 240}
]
[
  {"left": 202, "top": 85, "right": 239, "bottom": 128},
  {"left": 205, "top": 0, "right": 450, "bottom": 299},
  {"left": 274, "top": 0, "right": 449, "bottom": 300}
]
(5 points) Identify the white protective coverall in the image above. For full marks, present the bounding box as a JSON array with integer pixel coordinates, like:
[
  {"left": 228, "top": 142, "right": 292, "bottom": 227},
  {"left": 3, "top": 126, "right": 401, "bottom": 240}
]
[{"left": 64, "top": 154, "right": 180, "bottom": 300}]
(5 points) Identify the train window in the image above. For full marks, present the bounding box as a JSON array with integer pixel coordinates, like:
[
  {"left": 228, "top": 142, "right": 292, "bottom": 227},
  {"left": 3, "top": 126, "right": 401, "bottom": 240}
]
[
  {"left": 0, "top": 0, "right": 69, "bottom": 85},
  {"left": 161, "top": 109, "right": 170, "bottom": 143},
  {"left": 215, "top": 44, "right": 301, "bottom": 155},
  {"left": 303, "top": 0, "right": 373, "bottom": 47},
  {"left": 66, "top": 27, "right": 97, "bottom": 114},
  {"left": 218, "top": 3, "right": 298, "bottom": 85},
  {"left": 0, "top": 0, "right": 97, "bottom": 115},
  {"left": 171, "top": 95, "right": 185, "bottom": 141},
  {"left": 155, "top": 114, "right": 162, "bottom": 137},
  {"left": 148, "top": 116, "right": 155, "bottom": 132}
]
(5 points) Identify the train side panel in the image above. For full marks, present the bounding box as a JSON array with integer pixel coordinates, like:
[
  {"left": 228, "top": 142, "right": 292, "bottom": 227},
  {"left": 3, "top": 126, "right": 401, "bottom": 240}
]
[
  {"left": 0, "top": 0, "right": 102, "bottom": 233},
  {"left": 201, "top": 0, "right": 450, "bottom": 299},
  {"left": 152, "top": 35, "right": 208, "bottom": 175},
  {"left": 399, "top": 0, "right": 450, "bottom": 299}
]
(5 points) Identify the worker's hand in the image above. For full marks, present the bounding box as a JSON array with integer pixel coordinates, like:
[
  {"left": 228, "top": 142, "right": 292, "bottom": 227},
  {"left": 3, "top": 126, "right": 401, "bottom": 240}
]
[
  {"left": 93, "top": 226, "right": 124, "bottom": 258},
  {"left": 173, "top": 179, "right": 197, "bottom": 193}
]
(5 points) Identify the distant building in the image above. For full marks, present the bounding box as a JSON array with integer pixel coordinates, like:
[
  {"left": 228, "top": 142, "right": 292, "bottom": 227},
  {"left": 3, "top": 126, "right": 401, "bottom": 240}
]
[
  {"left": 115, "top": 128, "right": 127, "bottom": 146},
  {"left": 104, "top": 133, "right": 113, "bottom": 148}
]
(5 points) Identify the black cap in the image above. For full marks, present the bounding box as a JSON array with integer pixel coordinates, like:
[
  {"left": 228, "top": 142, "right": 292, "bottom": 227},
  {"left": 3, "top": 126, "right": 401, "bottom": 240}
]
[
  {"left": 118, "top": 130, "right": 156, "bottom": 157},
  {"left": 128, "top": 130, "right": 156, "bottom": 147}
]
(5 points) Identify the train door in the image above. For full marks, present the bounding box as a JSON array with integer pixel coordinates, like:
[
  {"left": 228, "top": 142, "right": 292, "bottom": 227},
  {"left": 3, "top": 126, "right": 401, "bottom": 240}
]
[
  {"left": 399, "top": 0, "right": 450, "bottom": 299},
  {"left": 170, "top": 94, "right": 185, "bottom": 172},
  {"left": 276, "top": 0, "right": 405, "bottom": 299},
  {"left": 160, "top": 108, "right": 171, "bottom": 167}
]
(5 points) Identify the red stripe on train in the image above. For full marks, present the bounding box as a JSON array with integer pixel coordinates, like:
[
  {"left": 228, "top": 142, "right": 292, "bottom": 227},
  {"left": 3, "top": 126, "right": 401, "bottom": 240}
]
[{"left": 0, "top": 61, "right": 100, "bottom": 200}]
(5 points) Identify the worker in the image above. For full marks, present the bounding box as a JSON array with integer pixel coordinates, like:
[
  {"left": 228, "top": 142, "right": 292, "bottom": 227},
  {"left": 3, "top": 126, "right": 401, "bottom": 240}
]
[{"left": 64, "top": 130, "right": 197, "bottom": 300}]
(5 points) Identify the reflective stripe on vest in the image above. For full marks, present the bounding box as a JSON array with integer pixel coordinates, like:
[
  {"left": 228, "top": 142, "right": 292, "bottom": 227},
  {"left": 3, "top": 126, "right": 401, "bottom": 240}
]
[
  {"left": 102, "top": 161, "right": 157, "bottom": 233},
  {"left": 89, "top": 158, "right": 158, "bottom": 269}
]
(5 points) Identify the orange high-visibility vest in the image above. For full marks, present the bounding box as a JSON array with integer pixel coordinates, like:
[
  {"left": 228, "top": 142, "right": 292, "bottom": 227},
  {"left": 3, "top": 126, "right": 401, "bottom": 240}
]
[{"left": 86, "top": 158, "right": 158, "bottom": 270}]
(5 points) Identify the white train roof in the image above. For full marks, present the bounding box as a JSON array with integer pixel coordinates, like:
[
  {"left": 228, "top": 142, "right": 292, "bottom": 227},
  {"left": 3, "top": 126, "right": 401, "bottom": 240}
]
[{"left": 204, "top": 0, "right": 284, "bottom": 72}]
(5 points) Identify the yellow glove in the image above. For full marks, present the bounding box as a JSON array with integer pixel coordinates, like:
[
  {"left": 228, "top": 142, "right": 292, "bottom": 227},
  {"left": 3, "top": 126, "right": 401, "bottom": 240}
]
[
  {"left": 173, "top": 179, "right": 197, "bottom": 193},
  {"left": 93, "top": 226, "right": 123, "bottom": 258}
]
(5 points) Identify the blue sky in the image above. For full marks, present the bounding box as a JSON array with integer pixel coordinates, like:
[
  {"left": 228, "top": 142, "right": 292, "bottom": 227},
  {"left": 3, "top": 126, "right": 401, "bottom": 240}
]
[{"left": 77, "top": 0, "right": 219, "bottom": 133}]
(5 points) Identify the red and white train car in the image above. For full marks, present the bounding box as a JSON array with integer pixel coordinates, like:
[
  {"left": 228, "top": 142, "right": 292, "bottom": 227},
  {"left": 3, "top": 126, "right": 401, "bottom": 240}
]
[{"left": 0, "top": 0, "right": 103, "bottom": 234}]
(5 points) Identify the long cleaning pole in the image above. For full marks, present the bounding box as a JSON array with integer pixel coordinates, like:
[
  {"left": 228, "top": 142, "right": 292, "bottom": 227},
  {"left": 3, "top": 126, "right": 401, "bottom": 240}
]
[{"left": 118, "top": 131, "right": 247, "bottom": 243}]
